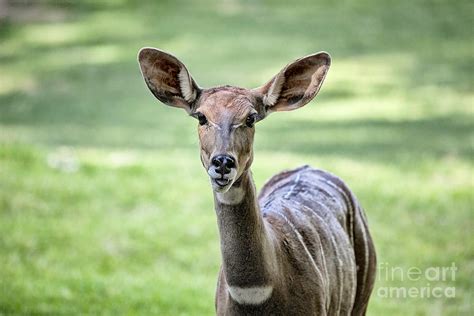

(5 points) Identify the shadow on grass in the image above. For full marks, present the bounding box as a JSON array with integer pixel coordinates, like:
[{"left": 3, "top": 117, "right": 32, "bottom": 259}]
[
  {"left": 1, "top": 70, "right": 471, "bottom": 164},
  {"left": 258, "top": 115, "right": 473, "bottom": 161}
]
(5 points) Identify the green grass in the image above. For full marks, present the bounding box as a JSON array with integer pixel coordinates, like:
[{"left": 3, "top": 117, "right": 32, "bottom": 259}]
[{"left": 0, "top": 0, "right": 472, "bottom": 315}]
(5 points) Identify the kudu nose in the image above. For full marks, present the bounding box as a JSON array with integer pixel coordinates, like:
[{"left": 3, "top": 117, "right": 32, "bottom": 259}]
[{"left": 211, "top": 155, "right": 236, "bottom": 175}]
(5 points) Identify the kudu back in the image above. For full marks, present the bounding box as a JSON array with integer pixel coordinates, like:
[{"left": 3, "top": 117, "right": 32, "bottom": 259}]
[{"left": 138, "top": 48, "right": 377, "bottom": 315}]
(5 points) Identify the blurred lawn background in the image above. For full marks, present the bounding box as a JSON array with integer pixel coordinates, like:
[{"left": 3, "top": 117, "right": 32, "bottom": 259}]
[{"left": 0, "top": 0, "right": 472, "bottom": 315}]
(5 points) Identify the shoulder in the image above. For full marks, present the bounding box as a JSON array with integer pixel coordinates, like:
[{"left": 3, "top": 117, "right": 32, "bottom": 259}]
[{"left": 258, "top": 165, "right": 321, "bottom": 199}]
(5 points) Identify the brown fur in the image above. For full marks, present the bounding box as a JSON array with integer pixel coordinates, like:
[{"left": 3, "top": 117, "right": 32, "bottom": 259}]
[{"left": 138, "top": 48, "right": 377, "bottom": 315}]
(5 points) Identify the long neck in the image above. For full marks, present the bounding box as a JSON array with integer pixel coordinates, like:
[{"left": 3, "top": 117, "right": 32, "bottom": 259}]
[{"left": 214, "top": 170, "right": 277, "bottom": 288}]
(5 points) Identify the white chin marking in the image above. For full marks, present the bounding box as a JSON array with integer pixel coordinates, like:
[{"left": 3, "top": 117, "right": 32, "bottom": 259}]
[
  {"left": 216, "top": 186, "right": 244, "bottom": 205},
  {"left": 228, "top": 285, "right": 273, "bottom": 305}
]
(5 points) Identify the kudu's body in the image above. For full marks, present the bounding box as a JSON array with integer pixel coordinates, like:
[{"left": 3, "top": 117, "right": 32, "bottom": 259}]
[{"left": 138, "top": 48, "right": 376, "bottom": 315}]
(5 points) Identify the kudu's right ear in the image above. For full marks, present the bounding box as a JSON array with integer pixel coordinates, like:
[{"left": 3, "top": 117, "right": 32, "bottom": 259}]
[{"left": 138, "top": 48, "right": 201, "bottom": 113}]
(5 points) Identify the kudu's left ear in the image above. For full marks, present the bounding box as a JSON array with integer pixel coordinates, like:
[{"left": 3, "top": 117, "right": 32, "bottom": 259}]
[
  {"left": 138, "top": 47, "right": 200, "bottom": 113},
  {"left": 254, "top": 52, "right": 331, "bottom": 114}
]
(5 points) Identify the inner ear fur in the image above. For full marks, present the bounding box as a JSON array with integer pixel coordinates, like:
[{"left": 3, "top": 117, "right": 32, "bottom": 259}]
[
  {"left": 138, "top": 47, "right": 200, "bottom": 113},
  {"left": 255, "top": 52, "right": 331, "bottom": 113}
]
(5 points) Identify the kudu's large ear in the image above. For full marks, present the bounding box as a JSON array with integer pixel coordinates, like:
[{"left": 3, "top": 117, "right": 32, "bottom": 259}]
[
  {"left": 138, "top": 48, "right": 200, "bottom": 113},
  {"left": 254, "top": 52, "right": 330, "bottom": 114}
]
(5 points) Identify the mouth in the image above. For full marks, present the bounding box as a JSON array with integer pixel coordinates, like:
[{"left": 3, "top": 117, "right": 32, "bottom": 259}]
[
  {"left": 214, "top": 178, "right": 231, "bottom": 187},
  {"left": 208, "top": 167, "right": 237, "bottom": 193},
  {"left": 210, "top": 176, "right": 234, "bottom": 192}
]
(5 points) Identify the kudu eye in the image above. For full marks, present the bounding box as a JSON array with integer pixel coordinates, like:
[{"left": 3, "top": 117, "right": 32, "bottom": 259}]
[
  {"left": 195, "top": 112, "right": 208, "bottom": 126},
  {"left": 246, "top": 113, "right": 258, "bottom": 128}
]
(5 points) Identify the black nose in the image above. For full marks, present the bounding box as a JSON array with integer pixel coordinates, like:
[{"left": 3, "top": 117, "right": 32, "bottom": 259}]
[{"left": 211, "top": 155, "right": 236, "bottom": 175}]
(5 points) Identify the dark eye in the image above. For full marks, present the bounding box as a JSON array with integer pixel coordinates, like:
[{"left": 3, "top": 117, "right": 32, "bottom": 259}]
[
  {"left": 246, "top": 113, "right": 258, "bottom": 127},
  {"left": 196, "top": 112, "right": 208, "bottom": 126}
]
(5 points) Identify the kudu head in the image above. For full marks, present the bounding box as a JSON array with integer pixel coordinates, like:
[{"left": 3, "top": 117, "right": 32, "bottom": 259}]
[{"left": 138, "top": 48, "right": 330, "bottom": 193}]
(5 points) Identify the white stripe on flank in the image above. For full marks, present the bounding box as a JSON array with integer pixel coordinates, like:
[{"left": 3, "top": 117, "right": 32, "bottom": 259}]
[
  {"left": 358, "top": 210, "right": 369, "bottom": 296},
  {"left": 320, "top": 178, "right": 355, "bottom": 246},
  {"left": 322, "top": 174, "right": 370, "bottom": 298},
  {"left": 303, "top": 203, "right": 345, "bottom": 313},
  {"left": 283, "top": 173, "right": 301, "bottom": 199},
  {"left": 228, "top": 285, "right": 273, "bottom": 305},
  {"left": 274, "top": 211, "right": 327, "bottom": 291}
]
